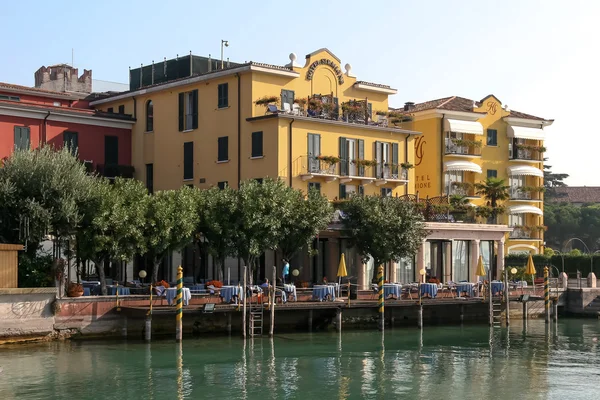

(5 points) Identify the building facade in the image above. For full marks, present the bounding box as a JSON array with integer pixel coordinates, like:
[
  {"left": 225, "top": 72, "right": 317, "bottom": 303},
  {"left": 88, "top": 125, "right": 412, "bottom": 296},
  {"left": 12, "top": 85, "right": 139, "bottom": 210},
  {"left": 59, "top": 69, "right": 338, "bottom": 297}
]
[{"left": 395, "top": 95, "right": 552, "bottom": 255}]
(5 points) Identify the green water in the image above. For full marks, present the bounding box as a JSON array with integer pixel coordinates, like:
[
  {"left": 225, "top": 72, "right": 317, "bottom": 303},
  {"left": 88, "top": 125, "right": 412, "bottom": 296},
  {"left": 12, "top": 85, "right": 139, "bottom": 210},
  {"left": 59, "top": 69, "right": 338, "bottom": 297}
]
[{"left": 1, "top": 320, "right": 599, "bottom": 399}]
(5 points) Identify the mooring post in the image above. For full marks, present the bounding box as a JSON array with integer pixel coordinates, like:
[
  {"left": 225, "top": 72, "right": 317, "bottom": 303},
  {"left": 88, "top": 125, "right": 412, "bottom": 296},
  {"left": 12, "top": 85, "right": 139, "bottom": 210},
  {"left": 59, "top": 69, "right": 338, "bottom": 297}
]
[
  {"left": 460, "top": 304, "right": 464, "bottom": 323},
  {"left": 175, "top": 266, "right": 183, "bottom": 342},
  {"left": 308, "top": 309, "right": 313, "bottom": 332},
  {"left": 377, "top": 266, "right": 384, "bottom": 331},
  {"left": 522, "top": 301, "right": 528, "bottom": 321},
  {"left": 336, "top": 308, "right": 342, "bottom": 332},
  {"left": 145, "top": 284, "right": 153, "bottom": 342},
  {"left": 417, "top": 278, "right": 423, "bottom": 329},
  {"left": 553, "top": 298, "right": 558, "bottom": 322},
  {"left": 122, "top": 316, "right": 128, "bottom": 338},
  {"left": 227, "top": 312, "right": 232, "bottom": 334},
  {"left": 544, "top": 266, "right": 550, "bottom": 324},
  {"left": 504, "top": 268, "right": 510, "bottom": 326},
  {"left": 488, "top": 268, "right": 493, "bottom": 327},
  {"left": 242, "top": 266, "right": 247, "bottom": 339},
  {"left": 269, "top": 266, "right": 276, "bottom": 338}
]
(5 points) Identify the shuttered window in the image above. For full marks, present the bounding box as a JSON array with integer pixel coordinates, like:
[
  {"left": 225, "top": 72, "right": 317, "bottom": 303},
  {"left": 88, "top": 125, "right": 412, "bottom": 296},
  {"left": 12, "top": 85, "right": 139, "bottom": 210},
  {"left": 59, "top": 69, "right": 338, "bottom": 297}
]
[
  {"left": 487, "top": 169, "right": 497, "bottom": 179},
  {"left": 146, "top": 164, "right": 154, "bottom": 194},
  {"left": 179, "top": 90, "right": 198, "bottom": 131},
  {"left": 217, "top": 181, "right": 228, "bottom": 190},
  {"left": 218, "top": 136, "right": 229, "bottom": 162},
  {"left": 251, "top": 131, "right": 263, "bottom": 157},
  {"left": 339, "top": 137, "right": 348, "bottom": 176},
  {"left": 339, "top": 184, "right": 346, "bottom": 199},
  {"left": 146, "top": 100, "right": 154, "bottom": 132},
  {"left": 487, "top": 129, "right": 497, "bottom": 146},
  {"left": 118, "top": 105, "right": 125, "bottom": 114},
  {"left": 218, "top": 83, "right": 228, "bottom": 108},
  {"left": 13, "top": 126, "right": 30, "bottom": 151},
  {"left": 281, "top": 89, "right": 295, "bottom": 110},
  {"left": 308, "top": 182, "right": 321, "bottom": 194},
  {"left": 183, "top": 142, "right": 194, "bottom": 180},
  {"left": 104, "top": 136, "right": 119, "bottom": 165},
  {"left": 63, "top": 131, "right": 78, "bottom": 154}
]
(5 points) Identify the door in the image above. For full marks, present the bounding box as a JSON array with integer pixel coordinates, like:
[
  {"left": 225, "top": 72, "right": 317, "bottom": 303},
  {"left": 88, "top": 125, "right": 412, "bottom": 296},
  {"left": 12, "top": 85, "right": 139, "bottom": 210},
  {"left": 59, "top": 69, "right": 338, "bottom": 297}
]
[
  {"left": 104, "top": 136, "right": 119, "bottom": 165},
  {"left": 308, "top": 133, "right": 321, "bottom": 173},
  {"left": 381, "top": 142, "right": 390, "bottom": 178},
  {"left": 347, "top": 139, "right": 357, "bottom": 176}
]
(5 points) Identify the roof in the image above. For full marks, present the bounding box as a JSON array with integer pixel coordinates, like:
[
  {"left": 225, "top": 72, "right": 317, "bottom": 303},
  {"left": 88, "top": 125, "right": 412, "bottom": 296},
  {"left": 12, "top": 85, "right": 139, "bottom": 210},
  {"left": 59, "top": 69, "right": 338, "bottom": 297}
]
[
  {"left": 395, "top": 95, "right": 549, "bottom": 121},
  {"left": 0, "top": 82, "right": 79, "bottom": 99},
  {"left": 552, "top": 187, "right": 600, "bottom": 204},
  {"left": 0, "top": 98, "right": 135, "bottom": 121}
]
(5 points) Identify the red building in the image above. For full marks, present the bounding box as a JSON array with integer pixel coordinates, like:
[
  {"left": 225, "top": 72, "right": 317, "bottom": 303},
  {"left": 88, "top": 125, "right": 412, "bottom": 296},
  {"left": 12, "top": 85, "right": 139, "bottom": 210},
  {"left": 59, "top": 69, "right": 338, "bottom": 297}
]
[{"left": 0, "top": 80, "right": 134, "bottom": 176}]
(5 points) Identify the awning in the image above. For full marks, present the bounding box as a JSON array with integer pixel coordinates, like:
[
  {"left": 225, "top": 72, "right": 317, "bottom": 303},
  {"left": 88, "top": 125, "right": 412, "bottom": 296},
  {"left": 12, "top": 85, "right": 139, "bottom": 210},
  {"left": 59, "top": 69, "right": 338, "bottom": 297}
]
[
  {"left": 508, "top": 205, "right": 543, "bottom": 215},
  {"left": 507, "top": 125, "right": 545, "bottom": 140},
  {"left": 444, "top": 161, "right": 482, "bottom": 173},
  {"left": 507, "top": 165, "right": 543, "bottom": 178},
  {"left": 444, "top": 119, "right": 484, "bottom": 135}
]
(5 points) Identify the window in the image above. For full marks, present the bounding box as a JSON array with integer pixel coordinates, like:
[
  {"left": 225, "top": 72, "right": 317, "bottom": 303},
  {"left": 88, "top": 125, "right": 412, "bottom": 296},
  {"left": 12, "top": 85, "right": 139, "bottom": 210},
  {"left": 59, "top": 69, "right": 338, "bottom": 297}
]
[
  {"left": 487, "top": 169, "right": 497, "bottom": 179},
  {"left": 381, "top": 188, "right": 392, "bottom": 197},
  {"left": 453, "top": 241, "right": 470, "bottom": 282},
  {"left": 445, "top": 171, "right": 465, "bottom": 195},
  {"left": 146, "top": 100, "right": 154, "bottom": 132},
  {"left": 307, "top": 133, "right": 321, "bottom": 173},
  {"left": 217, "top": 181, "right": 228, "bottom": 190},
  {"left": 255, "top": 178, "right": 263, "bottom": 184},
  {"left": 104, "top": 136, "right": 119, "bottom": 165},
  {"left": 281, "top": 89, "right": 295, "bottom": 110},
  {"left": 487, "top": 129, "right": 497, "bottom": 146},
  {"left": 179, "top": 90, "right": 198, "bottom": 131},
  {"left": 183, "top": 142, "right": 194, "bottom": 180},
  {"left": 118, "top": 105, "right": 125, "bottom": 114},
  {"left": 146, "top": 164, "right": 154, "bottom": 194},
  {"left": 107, "top": 107, "right": 113, "bottom": 113},
  {"left": 251, "top": 131, "right": 263, "bottom": 158},
  {"left": 218, "top": 136, "right": 229, "bottom": 162},
  {"left": 13, "top": 126, "right": 30, "bottom": 150},
  {"left": 374, "top": 141, "right": 399, "bottom": 179},
  {"left": 339, "top": 184, "right": 357, "bottom": 199},
  {"left": 308, "top": 182, "right": 321, "bottom": 193},
  {"left": 63, "top": 131, "right": 78, "bottom": 154},
  {"left": 218, "top": 83, "right": 228, "bottom": 108},
  {"left": 0, "top": 95, "right": 20, "bottom": 102}
]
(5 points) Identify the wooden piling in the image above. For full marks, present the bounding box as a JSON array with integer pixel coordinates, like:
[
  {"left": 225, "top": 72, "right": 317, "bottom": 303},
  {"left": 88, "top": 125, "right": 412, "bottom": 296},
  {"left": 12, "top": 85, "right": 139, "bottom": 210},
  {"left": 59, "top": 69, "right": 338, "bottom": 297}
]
[
  {"left": 175, "top": 266, "right": 183, "bottom": 342},
  {"left": 242, "top": 266, "right": 247, "bottom": 339},
  {"left": 269, "top": 266, "right": 275, "bottom": 337},
  {"left": 227, "top": 313, "right": 232, "bottom": 334},
  {"left": 308, "top": 309, "right": 313, "bottom": 332},
  {"left": 335, "top": 308, "right": 342, "bottom": 332},
  {"left": 377, "top": 266, "right": 384, "bottom": 331}
]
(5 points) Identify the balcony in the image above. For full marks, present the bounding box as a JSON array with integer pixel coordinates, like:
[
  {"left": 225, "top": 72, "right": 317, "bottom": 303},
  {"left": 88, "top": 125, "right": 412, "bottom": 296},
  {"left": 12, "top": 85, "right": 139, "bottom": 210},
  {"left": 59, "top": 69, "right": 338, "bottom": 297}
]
[
  {"left": 374, "top": 163, "right": 409, "bottom": 186},
  {"left": 509, "top": 142, "right": 544, "bottom": 162},
  {"left": 448, "top": 182, "right": 476, "bottom": 197},
  {"left": 297, "top": 156, "right": 408, "bottom": 185},
  {"left": 510, "top": 187, "right": 543, "bottom": 202},
  {"left": 298, "top": 155, "right": 339, "bottom": 182},
  {"left": 444, "top": 138, "right": 482, "bottom": 157},
  {"left": 509, "top": 226, "right": 543, "bottom": 240},
  {"left": 96, "top": 164, "right": 135, "bottom": 179}
]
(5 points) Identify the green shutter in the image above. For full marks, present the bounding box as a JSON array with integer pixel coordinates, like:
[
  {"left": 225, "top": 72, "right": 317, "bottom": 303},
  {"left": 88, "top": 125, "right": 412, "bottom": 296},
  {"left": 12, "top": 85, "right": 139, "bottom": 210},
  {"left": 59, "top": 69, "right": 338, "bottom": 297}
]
[
  {"left": 104, "top": 136, "right": 119, "bottom": 165},
  {"left": 392, "top": 142, "right": 399, "bottom": 176},
  {"left": 339, "top": 137, "right": 347, "bottom": 176},
  {"left": 339, "top": 184, "right": 346, "bottom": 199},
  {"left": 368, "top": 103, "right": 372, "bottom": 118},
  {"left": 252, "top": 131, "right": 263, "bottom": 157},
  {"left": 358, "top": 139, "right": 365, "bottom": 176},
  {"left": 218, "top": 136, "right": 228, "bottom": 161},
  {"left": 192, "top": 89, "right": 199, "bottom": 129},
  {"left": 183, "top": 142, "right": 193, "bottom": 179},
  {"left": 358, "top": 185, "right": 364, "bottom": 196},
  {"left": 178, "top": 92, "right": 184, "bottom": 131}
]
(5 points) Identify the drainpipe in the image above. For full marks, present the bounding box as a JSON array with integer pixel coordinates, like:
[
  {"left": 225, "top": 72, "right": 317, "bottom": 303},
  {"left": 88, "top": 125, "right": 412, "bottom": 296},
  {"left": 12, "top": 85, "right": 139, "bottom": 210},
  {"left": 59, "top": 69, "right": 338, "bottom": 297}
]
[
  {"left": 236, "top": 73, "right": 241, "bottom": 187},
  {"left": 288, "top": 119, "right": 295, "bottom": 187},
  {"left": 404, "top": 133, "right": 409, "bottom": 195},
  {"left": 132, "top": 96, "right": 137, "bottom": 119},
  {"left": 440, "top": 114, "right": 445, "bottom": 195},
  {"left": 42, "top": 111, "right": 50, "bottom": 146}
]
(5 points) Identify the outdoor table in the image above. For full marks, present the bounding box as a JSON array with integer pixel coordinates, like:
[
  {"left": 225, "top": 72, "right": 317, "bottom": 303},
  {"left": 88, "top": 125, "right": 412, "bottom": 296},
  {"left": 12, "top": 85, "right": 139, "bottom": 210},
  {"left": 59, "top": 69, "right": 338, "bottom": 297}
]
[
  {"left": 106, "top": 286, "right": 130, "bottom": 296},
  {"left": 188, "top": 284, "right": 207, "bottom": 294},
  {"left": 491, "top": 281, "right": 504, "bottom": 296},
  {"left": 312, "top": 285, "right": 336, "bottom": 301},
  {"left": 220, "top": 285, "right": 243, "bottom": 303},
  {"left": 165, "top": 287, "right": 191, "bottom": 306},
  {"left": 456, "top": 283, "right": 476, "bottom": 297},
  {"left": 283, "top": 284, "right": 297, "bottom": 301},
  {"left": 510, "top": 281, "right": 528, "bottom": 290},
  {"left": 383, "top": 283, "right": 402, "bottom": 299},
  {"left": 83, "top": 287, "right": 91, "bottom": 296},
  {"left": 82, "top": 281, "right": 101, "bottom": 295},
  {"left": 420, "top": 283, "right": 438, "bottom": 298}
]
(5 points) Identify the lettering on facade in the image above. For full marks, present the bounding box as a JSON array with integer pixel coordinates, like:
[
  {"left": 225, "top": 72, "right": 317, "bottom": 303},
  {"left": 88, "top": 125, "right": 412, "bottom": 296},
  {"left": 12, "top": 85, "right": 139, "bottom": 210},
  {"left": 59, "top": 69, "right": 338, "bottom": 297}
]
[
  {"left": 414, "top": 136, "right": 426, "bottom": 166},
  {"left": 486, "top": 101, "right": 498, "bottom": 115},
  {"left": 415, "top": 174, "right": 431, "bottom": 189},
  {"left": 305, "top": 59, "right": 344, "bottom": 84}
]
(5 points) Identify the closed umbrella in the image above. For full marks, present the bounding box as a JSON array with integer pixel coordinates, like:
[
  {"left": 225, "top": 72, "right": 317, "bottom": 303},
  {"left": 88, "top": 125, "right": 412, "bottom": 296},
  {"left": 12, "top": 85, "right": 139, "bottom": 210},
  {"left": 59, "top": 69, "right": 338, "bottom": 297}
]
[
  {"left": 476, "top": 255, "right": 486, "bottom": 299},
  {"left": 337, "top": 253, "right": 348, "bottom": 298},
  {"left": 525, "top": 254, "right": 536, "bottom": 289}
]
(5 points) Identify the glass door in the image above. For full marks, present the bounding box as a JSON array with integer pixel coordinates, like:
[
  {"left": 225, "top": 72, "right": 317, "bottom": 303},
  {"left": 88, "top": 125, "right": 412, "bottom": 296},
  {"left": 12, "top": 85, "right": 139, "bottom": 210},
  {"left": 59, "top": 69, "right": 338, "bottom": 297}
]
[{"left": 347, "top": 139, "right": 357, "bottom": 176}]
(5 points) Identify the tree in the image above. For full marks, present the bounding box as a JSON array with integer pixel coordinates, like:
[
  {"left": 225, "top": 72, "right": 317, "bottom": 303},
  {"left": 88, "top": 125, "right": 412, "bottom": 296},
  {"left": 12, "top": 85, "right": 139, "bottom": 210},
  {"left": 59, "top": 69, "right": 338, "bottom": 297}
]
[
  {"left": 196, "top": 186, "right": 239, "bottom": 282},
  {"left": 544, "top": 202, "right": 581, "bottom": 250},
  {"left": 543, "top": 158, "right": 569, "bottom": 200},
  {"left": 235, "top": 179, "right": 292, "bottom": 279},
  {"left": 277, "top": 188, "right": 333, "bottom": 261},
  {"left": 340, "top": 195, "right": 427, "bottom": 281},
  {"left": 145, "top": 186, "right": 200, "bottom": 283},
  {"left": 474, "top": 177, "right": 509, "bottom": 223},
  {"left": 77, "top": 178, "right": 148, "bottom": 294}
]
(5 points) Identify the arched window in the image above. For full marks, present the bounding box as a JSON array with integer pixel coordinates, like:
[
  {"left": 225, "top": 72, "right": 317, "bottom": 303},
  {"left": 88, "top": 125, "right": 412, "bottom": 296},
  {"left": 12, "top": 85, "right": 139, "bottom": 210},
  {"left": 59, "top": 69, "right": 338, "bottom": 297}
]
[{"left": 146, "top": 100, "right": 154, "bottom": 132}]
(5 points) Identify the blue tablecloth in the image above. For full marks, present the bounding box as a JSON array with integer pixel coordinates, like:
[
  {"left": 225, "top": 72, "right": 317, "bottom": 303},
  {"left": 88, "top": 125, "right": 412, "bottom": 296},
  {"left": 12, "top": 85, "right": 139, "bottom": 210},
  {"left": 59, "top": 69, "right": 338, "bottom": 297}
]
[
  {"left": 82, "top": 282, "right": 100, "bottom": 295},
  {"left": 384, "top": 284, "right": 402, "bottom": 298},
  {"left": 456, "top": 283, "right": 475, "bottom": 297},
  {"left": 220, "top": 286, "right": 243, "bottom": 303},
  {"left": 83, "top": 287, "right": 91, "bottom": 296},
  {"left": 165, "top": 287, "right": 191, "bottom": 306},
  {"left": 491, "top": 281, "right": 504, "bottom": 296},
  {"left": 106, "top": 286, "right": 130, "bottom": 296},
  {"left": 312, "top": 285, "right": 336, "bottom": 301},
  {"left": 420, "top": 283, "right": 438, "bottom": 298}
]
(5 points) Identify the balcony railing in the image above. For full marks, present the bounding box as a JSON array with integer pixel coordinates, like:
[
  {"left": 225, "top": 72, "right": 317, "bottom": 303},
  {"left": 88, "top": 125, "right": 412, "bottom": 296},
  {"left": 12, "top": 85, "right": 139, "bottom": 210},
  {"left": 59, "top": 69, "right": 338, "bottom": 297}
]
[
  {"left": 444, "top": 139, "right": 482, "bottom": 156},
  {"left": 448, "top": 183, "right": 476, "bottom": 197},
  {"left": 374, "top": 164, "right": 409, "bottom": 181},
  {"left": 510, "top": 227, "right": 542, "bottom": 240},
  {"left": 298, "top": 156, "right": 409, "bottom": 183},
  {"left": 510, "top": 188, "right": 543, "bottom": 201},
  {"left": 96, "top": 164, "right": 135, "bottom": 179},
  {"left": 509, "top": 144, "right": 544, "bottom": 161}
]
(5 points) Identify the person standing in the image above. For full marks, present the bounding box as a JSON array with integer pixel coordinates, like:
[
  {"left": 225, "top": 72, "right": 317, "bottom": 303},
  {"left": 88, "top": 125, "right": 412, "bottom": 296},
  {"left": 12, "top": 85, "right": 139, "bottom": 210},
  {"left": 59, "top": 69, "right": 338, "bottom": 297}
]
[{"left": 282, "top": 259, "right": 290, "bottom": 285}]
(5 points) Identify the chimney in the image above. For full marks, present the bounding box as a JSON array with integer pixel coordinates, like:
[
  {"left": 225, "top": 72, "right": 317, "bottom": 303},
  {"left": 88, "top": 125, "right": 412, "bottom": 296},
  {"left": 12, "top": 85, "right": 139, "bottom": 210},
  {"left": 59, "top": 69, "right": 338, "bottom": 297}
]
[{"left": 404, "top": 102, "right": 415, "bottom": 111}]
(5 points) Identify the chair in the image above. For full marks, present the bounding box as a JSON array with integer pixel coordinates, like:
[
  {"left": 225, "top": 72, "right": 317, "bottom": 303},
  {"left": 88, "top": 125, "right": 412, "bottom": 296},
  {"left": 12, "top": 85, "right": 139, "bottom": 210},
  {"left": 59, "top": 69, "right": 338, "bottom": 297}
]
[
  {"left": 283, "top": 103, "right": 291, "bottom": 114},
  {"left": 183, "top": 276, "right": 195, "bottom": 286},
  {"left": 292, "top": 103, "right": 301, "bottom": 115},
  {"left": 267, "top": 104, "right": 279, "bottom": 114},
  {"left": 371, "top": 284, "right": 378, "bottom": 299}
]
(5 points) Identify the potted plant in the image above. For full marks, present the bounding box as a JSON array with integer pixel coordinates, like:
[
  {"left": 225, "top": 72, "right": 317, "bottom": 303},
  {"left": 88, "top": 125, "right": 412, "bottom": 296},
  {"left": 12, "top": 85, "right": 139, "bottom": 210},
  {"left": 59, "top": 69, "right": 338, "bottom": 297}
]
[
  {"left": 352, "top": 159, "right": 377, "bottom": 167},
  {"left": 67, "top": 282, "right": 84, "bottom": 297},
  {"left": 322, "top": 102, "right": 336, "bottom": 115},
  {"left": 376, "top": 110, "right": 388, "bottom": 116},
  {"left": 317, "top": 155, "right": 340, "bottom": 164},
  {"left": 294, "top": 98, "right": 307, "bottom": 106},
  {"left": 400, "top": 162, "right": 414, "bottom": 169},
  {"left": 255, "top": 95, "right": 279, "bottom": 113}
]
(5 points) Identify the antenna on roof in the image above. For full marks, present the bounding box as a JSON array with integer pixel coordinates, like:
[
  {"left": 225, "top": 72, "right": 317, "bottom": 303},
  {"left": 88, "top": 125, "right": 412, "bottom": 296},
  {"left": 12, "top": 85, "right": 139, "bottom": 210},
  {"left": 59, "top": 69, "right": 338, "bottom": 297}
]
[
  {"left": 164, "top": 57, "right": 167, "bottom": 78},
  {"left": 190, "top": 50, "right": 193, "bottom": 76},
  {"left": 208, "top": 54, "right": 212, "bottom": 72},
  {"left": 151, "top": 60, "right": 155, "bottom": 85},
  {"left": 71, "top": 48, "right": 74, "bottom": 68}
]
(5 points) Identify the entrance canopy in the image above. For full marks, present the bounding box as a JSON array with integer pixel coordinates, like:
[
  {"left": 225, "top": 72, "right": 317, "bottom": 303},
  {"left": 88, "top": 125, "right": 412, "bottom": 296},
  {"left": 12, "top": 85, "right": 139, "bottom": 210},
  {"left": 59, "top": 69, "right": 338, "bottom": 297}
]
[{"left": 508, "top": 205, "right": 543, "bottom": 215}]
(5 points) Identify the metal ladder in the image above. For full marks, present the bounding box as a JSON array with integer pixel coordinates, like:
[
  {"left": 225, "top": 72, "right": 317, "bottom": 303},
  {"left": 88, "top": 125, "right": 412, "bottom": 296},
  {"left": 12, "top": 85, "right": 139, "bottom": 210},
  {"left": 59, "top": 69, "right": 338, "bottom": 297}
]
[
  {"left": 491, "top": 297, "right": 503, "bottom": 326},
  {"left": 249, "top": 295, "right": 264, "bottom": 337}
]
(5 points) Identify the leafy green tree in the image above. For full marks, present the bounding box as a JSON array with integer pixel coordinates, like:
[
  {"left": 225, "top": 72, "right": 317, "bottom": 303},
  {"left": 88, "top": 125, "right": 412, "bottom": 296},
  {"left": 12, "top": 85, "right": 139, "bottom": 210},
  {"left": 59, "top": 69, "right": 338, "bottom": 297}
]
[
  {"left": 474, "top": 177, "right": 510, "bottom": 223},
  {"left": 544, "top": 202, "right": 581, "bottom": 250},
  {"left": 196, "top": 186, "right": 239, "bottom": 282},
  {"left": 77, "top": 178, "right": 149, "bottom": 294},
  {"left": 277, "top": 188, "right": 333, "bottom": 261},
  {"left": 340, "top": 195, "right": 427, "bottom": 281},
  {"left": 235, "top": 179, "right": 292, "bottom": 279},
  {"left": 543, "top": 158, "right": 569, "bottom": 200},
  {"left": 145, "top": 186, "right": 200, "bottom": 283}
]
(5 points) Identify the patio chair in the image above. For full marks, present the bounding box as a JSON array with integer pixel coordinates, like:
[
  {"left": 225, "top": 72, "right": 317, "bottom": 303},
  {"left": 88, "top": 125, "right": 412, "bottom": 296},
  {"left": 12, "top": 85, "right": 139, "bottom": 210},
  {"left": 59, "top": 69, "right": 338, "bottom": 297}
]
[
  {"left": 283, "top": 103, "right": 291, "bottom": 114},
  {"left": 266, "top": 104, "right": 279, "bottom": 114},
  {"left": 183, "top": 276, "right": 195, "bottom": 286},
  {"left": 292, "top": 103, "right": 301, "bottom": 115}
]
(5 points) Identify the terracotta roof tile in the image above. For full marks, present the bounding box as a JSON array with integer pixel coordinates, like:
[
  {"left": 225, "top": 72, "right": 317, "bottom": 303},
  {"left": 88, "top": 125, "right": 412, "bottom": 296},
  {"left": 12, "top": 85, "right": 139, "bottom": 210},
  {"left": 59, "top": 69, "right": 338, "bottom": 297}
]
[
  {"left": 0, "top": 82, "right": 76, "bottom": 98},
  {"left": 0, "top": 99, "right": 135, "bottom": 121},
  {"left": 354, "top": 81, "right": 391, "bottom": 89},
  {"left": 507, "top": 109, "right": 546, "bottom": 121},
  {"left": 552, "top": 187, "right": 600, "bottom": 204}
]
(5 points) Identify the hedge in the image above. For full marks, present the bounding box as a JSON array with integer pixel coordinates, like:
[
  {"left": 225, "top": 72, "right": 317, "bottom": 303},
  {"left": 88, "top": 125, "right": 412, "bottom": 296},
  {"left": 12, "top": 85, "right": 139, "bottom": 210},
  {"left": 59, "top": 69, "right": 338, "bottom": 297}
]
[{"left": 505, "top": 254, "right": 600, "bottom": 277}]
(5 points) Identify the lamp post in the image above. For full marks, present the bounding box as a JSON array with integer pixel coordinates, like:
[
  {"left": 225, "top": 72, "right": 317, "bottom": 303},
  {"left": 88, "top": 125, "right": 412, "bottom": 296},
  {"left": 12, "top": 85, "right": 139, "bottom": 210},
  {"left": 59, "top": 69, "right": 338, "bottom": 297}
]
[
  {"left": 563, "top": 237, "right": 593, "bottom": 275},
  {"left": 139, "top": 269, "right": 147, "bottom": 284},
  {"left": 221, "top": 40, "right": 229, "bottom": 69}
]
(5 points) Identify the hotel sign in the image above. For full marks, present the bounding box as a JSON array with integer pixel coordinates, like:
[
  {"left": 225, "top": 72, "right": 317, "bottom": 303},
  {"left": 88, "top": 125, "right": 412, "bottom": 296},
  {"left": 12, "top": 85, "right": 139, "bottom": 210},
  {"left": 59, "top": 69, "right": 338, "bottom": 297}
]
[{"left": 306, "top": 59, "right": 344, "bottom": 84}]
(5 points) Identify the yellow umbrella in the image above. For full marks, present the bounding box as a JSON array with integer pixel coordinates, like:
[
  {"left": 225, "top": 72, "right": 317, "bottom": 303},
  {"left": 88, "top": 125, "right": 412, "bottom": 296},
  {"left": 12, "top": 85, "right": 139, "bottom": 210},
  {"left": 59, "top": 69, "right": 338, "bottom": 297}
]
[
  {"left": 525, "top": 254, "right": 536, "bottom": 288},
  {"left": 476, "top": 255, "right": 486, "bottom": 278},
  {"left": 337, "top": 254, "right": 348, "bottom": 299}
]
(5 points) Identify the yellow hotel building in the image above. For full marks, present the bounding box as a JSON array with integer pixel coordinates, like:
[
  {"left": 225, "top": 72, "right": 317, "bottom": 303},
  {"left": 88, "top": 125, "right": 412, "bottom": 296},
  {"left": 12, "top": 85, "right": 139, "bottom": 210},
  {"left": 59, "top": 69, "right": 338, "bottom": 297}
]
[
  {"left": 90, "top": 48, "right": 423, "bottom": 285},
  {"left": 394, "top": 95, "right": 553, "bottom": 255}
]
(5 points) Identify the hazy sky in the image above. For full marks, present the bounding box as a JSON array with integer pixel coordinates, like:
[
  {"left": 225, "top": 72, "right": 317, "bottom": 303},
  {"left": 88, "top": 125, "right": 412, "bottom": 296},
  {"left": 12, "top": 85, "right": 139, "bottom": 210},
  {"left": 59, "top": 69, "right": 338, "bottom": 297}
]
[{"left": 2, "top": 0, "right": 597, "bottom": 185}]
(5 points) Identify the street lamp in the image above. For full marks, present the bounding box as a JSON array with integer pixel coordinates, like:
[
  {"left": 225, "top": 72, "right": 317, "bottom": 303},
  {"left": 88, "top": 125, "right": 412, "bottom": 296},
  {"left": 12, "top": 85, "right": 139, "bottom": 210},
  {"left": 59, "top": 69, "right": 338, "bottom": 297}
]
[
  {"left": 563, "top": 237, "right": 593, "bottom": 275},
  {"left": 139, "top": 269, "right": 147, "bottom": 284},
  {"left": 221, "top": 40, "right": 229, "bottom": 69}
]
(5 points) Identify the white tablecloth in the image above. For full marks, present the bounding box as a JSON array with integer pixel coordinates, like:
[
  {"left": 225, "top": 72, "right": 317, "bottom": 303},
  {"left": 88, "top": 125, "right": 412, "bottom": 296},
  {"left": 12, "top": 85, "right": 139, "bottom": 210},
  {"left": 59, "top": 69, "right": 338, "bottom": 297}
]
[
  {"left": 283, "top": 284, "right": 297, "bottom": 301},
  {"left": 165, "top": 287, "right": 191, "bottom": 306},
  {"left": 220, "top": 285, "right": 243, "bottom": 303}
]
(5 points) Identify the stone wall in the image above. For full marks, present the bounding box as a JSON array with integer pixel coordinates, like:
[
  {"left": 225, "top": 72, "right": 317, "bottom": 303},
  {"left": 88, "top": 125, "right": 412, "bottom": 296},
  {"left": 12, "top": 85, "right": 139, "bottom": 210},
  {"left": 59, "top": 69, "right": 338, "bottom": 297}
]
[{"left": 0, "top": 288, "right": 57, "bottom": 341}]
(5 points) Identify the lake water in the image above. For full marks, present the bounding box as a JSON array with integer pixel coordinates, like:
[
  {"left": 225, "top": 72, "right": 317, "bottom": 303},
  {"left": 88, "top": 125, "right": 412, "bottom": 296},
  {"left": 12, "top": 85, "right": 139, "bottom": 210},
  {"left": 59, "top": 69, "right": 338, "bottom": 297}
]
[{"left": 1, "top": 319, "right": 599, "bottom": 399}]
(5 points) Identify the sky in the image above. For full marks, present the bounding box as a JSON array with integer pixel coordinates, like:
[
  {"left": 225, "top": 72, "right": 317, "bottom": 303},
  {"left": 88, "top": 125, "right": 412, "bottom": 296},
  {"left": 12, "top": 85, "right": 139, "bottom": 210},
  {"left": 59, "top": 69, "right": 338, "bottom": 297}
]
[{"left": 2, "top": 0, "right": 598, "bottom": 185}]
